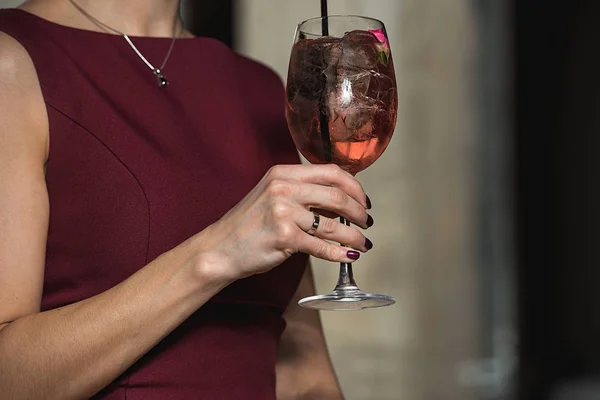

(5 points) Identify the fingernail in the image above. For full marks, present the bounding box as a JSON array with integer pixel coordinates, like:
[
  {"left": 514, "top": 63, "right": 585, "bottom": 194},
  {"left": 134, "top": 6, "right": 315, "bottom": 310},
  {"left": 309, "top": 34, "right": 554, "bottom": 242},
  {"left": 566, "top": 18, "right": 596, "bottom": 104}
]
[
  {"left": 347, "top": 250, "right": 360, "bottom": 260},
  {"left": 365, "top": 238, "right": 373, "bottom": 250},
  {"left": 366, "top": 195, "right": 372, "bottom": 209},
  {"left": 366, "top": 214, "right": 374, "bottom": 227}
]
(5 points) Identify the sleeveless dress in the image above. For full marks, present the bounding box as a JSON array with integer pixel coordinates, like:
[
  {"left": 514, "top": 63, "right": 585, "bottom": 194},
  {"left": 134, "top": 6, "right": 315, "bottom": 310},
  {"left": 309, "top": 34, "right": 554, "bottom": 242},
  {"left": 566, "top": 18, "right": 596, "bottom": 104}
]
[{"left": 0, "top": 9, "right": 307, "bottom": 400}]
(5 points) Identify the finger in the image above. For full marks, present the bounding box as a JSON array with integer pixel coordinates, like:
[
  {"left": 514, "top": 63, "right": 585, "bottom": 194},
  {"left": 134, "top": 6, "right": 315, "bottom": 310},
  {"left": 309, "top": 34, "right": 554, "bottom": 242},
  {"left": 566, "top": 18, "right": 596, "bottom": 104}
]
[
  {"left": 291, "top": 182, "right": 372, "bottom": 229},
  {"left": 299, "top": 211, "right": 372, "bottom": 252},
  {"left": 267, "top": 164, "right": 369, "bottom": 209},
  {"left": 296, "top": 233, "right": 362, "bottom": 263}
]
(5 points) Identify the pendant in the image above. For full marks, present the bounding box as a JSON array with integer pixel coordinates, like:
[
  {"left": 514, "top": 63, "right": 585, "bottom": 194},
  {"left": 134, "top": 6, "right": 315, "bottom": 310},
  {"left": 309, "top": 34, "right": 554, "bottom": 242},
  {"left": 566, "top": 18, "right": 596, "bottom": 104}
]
[{"left": 154, "top": 69, "right": 169, "bottom": 88}]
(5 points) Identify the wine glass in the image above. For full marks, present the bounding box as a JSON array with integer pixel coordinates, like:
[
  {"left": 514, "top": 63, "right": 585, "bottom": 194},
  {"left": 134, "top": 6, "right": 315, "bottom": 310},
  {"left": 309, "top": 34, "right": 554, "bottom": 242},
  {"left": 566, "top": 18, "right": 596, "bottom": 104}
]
[{"left": 285, "top": 15, "right": 398, "bottom": 310}]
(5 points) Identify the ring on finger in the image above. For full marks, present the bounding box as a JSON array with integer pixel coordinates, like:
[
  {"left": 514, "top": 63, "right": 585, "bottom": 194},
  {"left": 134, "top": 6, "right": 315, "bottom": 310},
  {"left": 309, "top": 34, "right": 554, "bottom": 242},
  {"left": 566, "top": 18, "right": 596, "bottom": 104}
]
[{"left": 306, "top": 212, "right": 320, "bottom": 236}]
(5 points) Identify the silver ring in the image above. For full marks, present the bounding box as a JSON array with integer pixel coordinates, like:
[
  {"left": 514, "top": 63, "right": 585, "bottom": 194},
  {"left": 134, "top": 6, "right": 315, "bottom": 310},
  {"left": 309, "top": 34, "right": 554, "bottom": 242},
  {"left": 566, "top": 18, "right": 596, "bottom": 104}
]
[{"left": 306, "top": 213, "right": 320, "bottom": 236}]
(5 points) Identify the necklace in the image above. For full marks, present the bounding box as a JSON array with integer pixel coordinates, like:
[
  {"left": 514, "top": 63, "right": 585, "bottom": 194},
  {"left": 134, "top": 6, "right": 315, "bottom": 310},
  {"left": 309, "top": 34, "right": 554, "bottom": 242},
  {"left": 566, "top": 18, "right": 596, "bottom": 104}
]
[{"left": 68, "top": 0, "right": 181, "bottom": 88}]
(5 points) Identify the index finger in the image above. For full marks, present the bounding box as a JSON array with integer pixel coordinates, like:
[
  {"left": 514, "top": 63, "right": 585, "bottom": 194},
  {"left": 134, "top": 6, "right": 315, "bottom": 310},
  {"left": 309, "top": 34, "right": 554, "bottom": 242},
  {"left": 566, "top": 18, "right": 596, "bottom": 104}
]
[{"left": 267, "top": 164, "right": 369, "bottom": 209}]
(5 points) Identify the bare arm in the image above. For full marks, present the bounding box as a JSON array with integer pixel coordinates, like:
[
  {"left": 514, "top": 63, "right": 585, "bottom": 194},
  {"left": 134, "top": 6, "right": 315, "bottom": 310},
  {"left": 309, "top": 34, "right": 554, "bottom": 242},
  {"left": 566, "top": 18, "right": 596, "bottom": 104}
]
[
  {"left": 276, "top": 265, "right": 344, "bottom": 400},
  {"left": 0, "top": 33, "right": 371, "bottom": 400}
]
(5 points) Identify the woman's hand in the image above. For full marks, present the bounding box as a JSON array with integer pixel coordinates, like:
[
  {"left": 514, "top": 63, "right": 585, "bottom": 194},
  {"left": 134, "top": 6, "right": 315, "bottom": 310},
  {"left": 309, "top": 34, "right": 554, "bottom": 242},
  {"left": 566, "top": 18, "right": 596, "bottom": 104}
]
[{"left": 195, "top": 164, "right": 373, "bottom": 281}]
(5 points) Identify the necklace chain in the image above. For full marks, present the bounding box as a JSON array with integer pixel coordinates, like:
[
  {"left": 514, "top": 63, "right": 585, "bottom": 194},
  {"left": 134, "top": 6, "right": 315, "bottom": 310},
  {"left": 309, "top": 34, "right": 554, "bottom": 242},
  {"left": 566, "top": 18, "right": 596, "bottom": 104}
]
[{"left": 68, "top": 0, "right": 181, "bottom": 88}]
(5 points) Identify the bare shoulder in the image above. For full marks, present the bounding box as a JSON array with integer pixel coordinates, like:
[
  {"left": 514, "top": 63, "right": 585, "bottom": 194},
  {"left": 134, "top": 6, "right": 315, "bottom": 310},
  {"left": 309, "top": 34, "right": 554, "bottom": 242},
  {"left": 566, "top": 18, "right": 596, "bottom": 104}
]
[
  {"left": 0, "top": 31, "right": 36, "bottom": 82},
  {"left": 0, "top": 30, "right": 48, "bottom": 162}
]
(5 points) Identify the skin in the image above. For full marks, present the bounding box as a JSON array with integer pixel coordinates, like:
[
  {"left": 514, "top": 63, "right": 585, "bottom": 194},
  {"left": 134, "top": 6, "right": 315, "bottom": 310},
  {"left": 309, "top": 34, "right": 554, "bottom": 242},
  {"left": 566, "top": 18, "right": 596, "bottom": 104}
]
[{"left": 0, "top": 1, "right": 373, "bottom": 398}]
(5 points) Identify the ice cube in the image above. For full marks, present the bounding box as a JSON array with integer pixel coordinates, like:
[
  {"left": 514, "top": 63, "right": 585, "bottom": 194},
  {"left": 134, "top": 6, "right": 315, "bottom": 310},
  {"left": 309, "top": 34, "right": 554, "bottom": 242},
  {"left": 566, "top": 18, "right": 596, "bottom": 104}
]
[
  {"left": 287, "top": 38, "right": 342, "bottom": 102},
  {"left": 321, "top": 39, "right": 342, "bottom": 67},
  {"left": 327, "top": 86, "right": 383, "bottom": 142},
  {"left": 330, "top": 31, "right": 384, "bottom": 107},
  {"left": 365, "top": 71, "right": 395, "bottom": 102},
  {"left": 339, "top": 30, "right": 380, "bottom": 70},
  {"left": 343, "top": 100, "right": 381, "bottom": 139},
  {"left": 340, "top": 70, "right": 372, "bottom": 98}
]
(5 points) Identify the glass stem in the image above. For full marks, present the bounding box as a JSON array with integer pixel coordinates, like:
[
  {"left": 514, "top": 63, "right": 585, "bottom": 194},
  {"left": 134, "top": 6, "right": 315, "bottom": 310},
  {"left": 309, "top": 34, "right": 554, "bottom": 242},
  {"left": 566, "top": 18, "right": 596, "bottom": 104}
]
[{"left": 335, "top": 217, "right": 359, "bottom": 291}]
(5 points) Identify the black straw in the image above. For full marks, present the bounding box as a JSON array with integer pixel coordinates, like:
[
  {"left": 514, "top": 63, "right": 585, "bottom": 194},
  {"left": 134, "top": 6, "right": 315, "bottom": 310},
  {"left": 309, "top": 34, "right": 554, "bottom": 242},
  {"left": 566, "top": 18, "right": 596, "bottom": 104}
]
[
  {"left": 319, "top": 0, "right": 332, "bottom": 162},
  {"left": 320, "top": 0, "right": 329, "bottom": 36}
]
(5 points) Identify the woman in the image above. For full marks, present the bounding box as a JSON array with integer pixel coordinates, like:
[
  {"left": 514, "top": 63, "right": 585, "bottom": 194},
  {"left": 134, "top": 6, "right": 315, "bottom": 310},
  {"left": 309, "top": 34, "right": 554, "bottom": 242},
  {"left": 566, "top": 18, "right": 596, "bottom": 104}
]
[{"left": 0, "top": 0, "right": 373, "bottom": 399}]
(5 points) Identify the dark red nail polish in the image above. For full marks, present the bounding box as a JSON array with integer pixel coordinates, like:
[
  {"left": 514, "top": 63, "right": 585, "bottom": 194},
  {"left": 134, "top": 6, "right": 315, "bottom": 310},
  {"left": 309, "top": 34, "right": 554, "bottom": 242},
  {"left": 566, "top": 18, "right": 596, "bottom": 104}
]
[
  {"left": 366, "top": 195, "right": 372, "bottom": 209},
  {"left": 365, "top": 238, "right": 373, "bottom": 250},
  {"left": 347, "top": 250, "right": 360, "bottom": 260},
  {"left": 366, "top": 214, "right": 374, "bottom": 227}
]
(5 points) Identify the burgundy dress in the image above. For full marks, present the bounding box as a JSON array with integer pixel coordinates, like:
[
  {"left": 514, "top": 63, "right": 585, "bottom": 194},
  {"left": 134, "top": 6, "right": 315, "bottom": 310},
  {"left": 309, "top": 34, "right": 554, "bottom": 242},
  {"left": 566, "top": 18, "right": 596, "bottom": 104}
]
[{"left": 0, "top": 9, "right": 307, "bottom": 400}]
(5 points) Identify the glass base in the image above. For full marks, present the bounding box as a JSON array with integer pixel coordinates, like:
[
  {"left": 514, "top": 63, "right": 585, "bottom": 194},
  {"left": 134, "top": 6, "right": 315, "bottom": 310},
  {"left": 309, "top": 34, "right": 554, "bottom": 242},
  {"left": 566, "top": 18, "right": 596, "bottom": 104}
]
[{"left": 299, "top": 289, "right": 396, "bottom": 311}]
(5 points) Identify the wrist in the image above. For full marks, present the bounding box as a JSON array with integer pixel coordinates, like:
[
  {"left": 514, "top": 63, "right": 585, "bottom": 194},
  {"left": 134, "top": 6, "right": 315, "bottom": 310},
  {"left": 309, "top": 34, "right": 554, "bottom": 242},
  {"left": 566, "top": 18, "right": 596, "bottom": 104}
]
[{"left": 184, "top": 233, "right": 237, "bottom": 291}]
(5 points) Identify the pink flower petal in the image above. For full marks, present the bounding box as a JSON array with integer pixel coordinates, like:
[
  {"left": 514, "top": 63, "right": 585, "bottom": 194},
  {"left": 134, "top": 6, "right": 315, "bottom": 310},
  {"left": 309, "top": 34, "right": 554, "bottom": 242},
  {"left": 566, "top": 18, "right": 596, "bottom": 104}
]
[{"left": 368, "top": 28, "right": 388, "bottom": 44}]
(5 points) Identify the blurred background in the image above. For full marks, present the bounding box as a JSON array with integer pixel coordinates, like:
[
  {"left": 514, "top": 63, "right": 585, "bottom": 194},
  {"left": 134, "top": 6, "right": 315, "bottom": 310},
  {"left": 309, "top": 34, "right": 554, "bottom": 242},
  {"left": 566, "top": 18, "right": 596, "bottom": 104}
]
[{"left": 2, "top": 0, "right": 599, "bottom": 399}]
